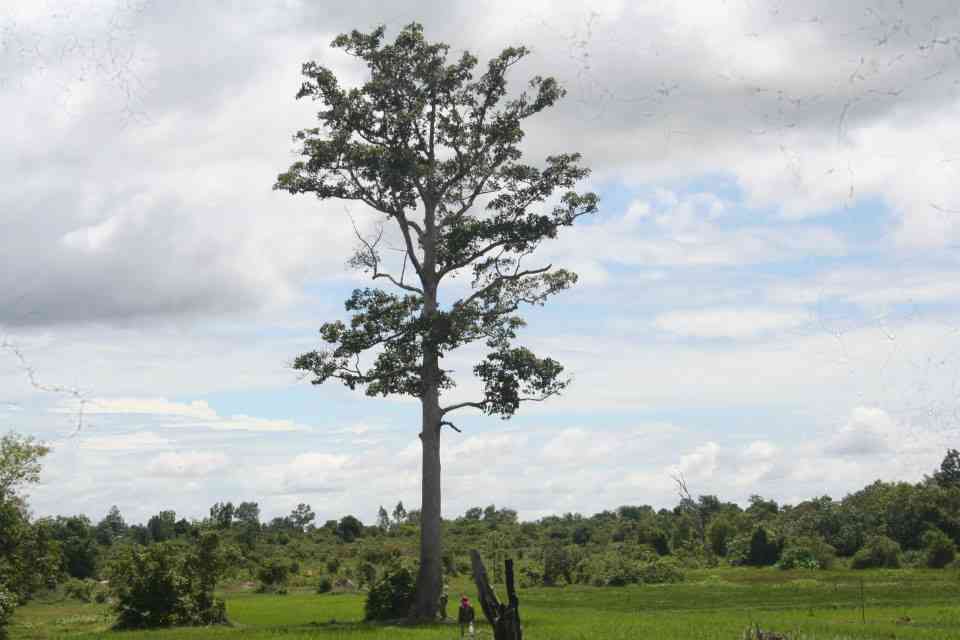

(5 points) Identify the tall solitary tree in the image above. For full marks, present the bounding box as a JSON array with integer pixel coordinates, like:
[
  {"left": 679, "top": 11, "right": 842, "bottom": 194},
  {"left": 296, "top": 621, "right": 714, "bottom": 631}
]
[{"left": 275, "top": 23, "right": 598, "bottom": 619}]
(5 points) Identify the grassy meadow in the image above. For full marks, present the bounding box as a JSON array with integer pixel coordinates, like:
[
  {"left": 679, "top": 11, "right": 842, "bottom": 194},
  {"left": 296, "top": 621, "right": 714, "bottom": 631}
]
[{"left": 10, "top": 568, "right": 960, "bottom": 640}]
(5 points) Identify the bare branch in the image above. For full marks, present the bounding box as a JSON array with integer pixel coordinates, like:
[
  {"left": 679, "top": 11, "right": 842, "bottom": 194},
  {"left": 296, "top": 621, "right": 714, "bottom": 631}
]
[
  {"left": 439, "top": 420, "right": 462, "bottom": 433},
  {"left": 347, "top": 211, "right": 425, "bottom": 295},
  {"left": 440, "top": 400, "right": 486, "bottom": 415},
  {"left": 457, "top": 264, "right": 552, "bottom": 309}
]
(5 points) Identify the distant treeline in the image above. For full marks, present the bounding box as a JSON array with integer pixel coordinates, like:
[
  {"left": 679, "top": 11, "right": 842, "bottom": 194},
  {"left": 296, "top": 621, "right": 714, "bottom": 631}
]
[{"left": 31, "top": 448, "right": 960, "bottom": 588}]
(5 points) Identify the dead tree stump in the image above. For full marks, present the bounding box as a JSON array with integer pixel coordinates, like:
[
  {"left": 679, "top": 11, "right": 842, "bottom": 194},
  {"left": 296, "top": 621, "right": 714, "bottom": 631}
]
[{"left": 470, "top": 549, "right": 522, "bottom": 640}]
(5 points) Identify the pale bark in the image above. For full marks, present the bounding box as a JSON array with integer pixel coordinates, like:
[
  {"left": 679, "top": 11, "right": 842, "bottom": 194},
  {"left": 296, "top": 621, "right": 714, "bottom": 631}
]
[{"left": 411, "top": 199, "right": 444, "bottom": 620}]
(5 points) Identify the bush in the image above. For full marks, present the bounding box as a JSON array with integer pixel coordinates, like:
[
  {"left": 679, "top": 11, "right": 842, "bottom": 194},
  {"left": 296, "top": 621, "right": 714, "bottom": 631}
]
[
  {"left": 542, "top": 544, "right": 574, "bottom": 586},
  {"left": 573, "top": 551, "right": 638, "bottom": 586},
  {"left": 637, "top": 558, "right": 684, "bottom": 584},
  {"left": 776, "top": 537, "right": 836, "bottom": 570},
  {"left": 256, "top": 558, "right": 294, "bottom": 593},
  {"left": 316, "top": 575, "right": 333, "bottom": 594},
  {"left": 364, "top": 566, "right": 415, "bottom": 621},
  {"left": 776, "top": 546, "right": 820, "bottom": 570},
  {"left": 63, "top": 578, "right": 96, "bottom": 602},
  {"left": 851, "top": 535, "right": 901, "bottom": 569},
  {"left": 922, "top": 528, "right": 956, "bottom": 569},
  {"left": 106, "top": 536, "right": 228, "bottom": 629},
  {"left": 747, "top": 526, "right": 781, "bottom": 566},
  {"left": 0, "top": 586, "right": 17, "bottom": 639},
  {"left": 517, "top": 559, "right": 543, "bottom": 588}
]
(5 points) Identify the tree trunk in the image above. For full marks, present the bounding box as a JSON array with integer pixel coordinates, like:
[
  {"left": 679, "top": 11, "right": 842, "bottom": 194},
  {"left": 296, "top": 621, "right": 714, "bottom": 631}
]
[
  {"left": 411, "top": 354, "right": 443, "bottom": 620},
  {"left": 470, "top": 550, "right": 522, "bottom": 640},
  {"left": 411, "top": 200, "right": 443, "bottom": 621}
]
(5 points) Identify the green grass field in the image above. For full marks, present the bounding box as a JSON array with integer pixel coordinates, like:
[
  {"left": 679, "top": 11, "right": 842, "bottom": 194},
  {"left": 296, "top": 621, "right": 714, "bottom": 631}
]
[{"left": 10, "top": 568, "right": 960, "bottom": 639}]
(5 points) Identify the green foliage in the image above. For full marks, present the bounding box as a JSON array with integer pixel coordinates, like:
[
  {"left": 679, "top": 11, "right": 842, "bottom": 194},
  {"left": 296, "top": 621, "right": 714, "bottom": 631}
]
[
  {"left": 278, "top": 21, "right": 597, "bottom": 410},
  {"left": 106, "top": 536, "right": 228, "bottom": 628},
  {"left": 0, "top": 500, "right": 62, "bottom": 600},
  {"left": 336, "top": 515, "right": 363, "bottom": 543},
  {"left": 933, "top": 448, "right": 960, "bottom": 488},
  {"left": 364, "top": 566, "right": 415, "bottom": 621},
  {"left": 574, "top": 551, "right": 639, "bottom": 587},
  {"left": 707, "top": 517, "right": 736, "bottom": 557},
  {"left": 63, "top": 577, "right": 96, "bottom": 602},
  {"left": 922, "top": 528, "right": 956, "bottom": 568},
  {"left": 637, "top": 558, "right": 685, "bottom": 584},
  {"left": 289, "top": 504, "right": 315, "bottom": 532},
  {"left": 316, "top": 575, "right": 333, "bottom": 594},
  {"left": 775, "top": 536, "right": 836, "bottom": 570},
  {"left": 95, "top": 506, "right": 127, "bottom": 546},
  {"left": 256, "top": 557, "right": 294, "bottom": 593},
  {"left": 0, "top": 587, "right": 15, "bottom": 638},
  {"left": 851, "top": 535, "right": 902, "bottom": 569},
  {"left": 49, "top": 515, "right": 99, "bottom": 579},
  {"left": 747, "top": 526, "right": 781, "bottom": 566},
  {"left": 146, "top": 510, "right": 177, "bottom": 543},
  {"left": 517, "top": 558, "right": 544, "bottom": 588},
  {"left": 542, "top": 543, "right": 574, "bottom": 586},
  {"left": 356, "top": 561, "right": 378, "bottom": 589},
  {"left": 0, "top": 433, "right": 57, "bottom": 639},
  {"left": 0, "top": 432, "right": 50, "bottom": 500},
  {"left": 209, "top": 502, "right": 234, "bottom": 529}
]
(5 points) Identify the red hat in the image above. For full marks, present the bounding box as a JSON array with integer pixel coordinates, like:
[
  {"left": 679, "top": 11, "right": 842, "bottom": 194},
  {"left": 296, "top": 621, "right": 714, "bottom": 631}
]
[{"left": 461, "top": 596, "right": 469, "bottom": 604}]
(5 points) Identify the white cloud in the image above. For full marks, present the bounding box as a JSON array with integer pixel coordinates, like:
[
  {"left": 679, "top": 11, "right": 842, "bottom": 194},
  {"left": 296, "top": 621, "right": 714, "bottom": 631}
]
[
  {"left": 55, "top": 397, "right": 310, "bottom": 432},
  {"left": 202, "top": 415, "right": 308, "bottom": 433},
  {"left": 670, "top": 441, "right": 720, "bottom": 481},
  {"left": 70, "top": 397, "right": 218, "bottom": 419},
  {"left": 76, "top": 431, "right": 169, "bottom": 451},
  {"left": 146, "top": 451, "right": 229, "bottom": 478},
  {"left": 277, "top": 452, "right": 350, "bottom": 494},
  {"left": 825, "top": 406, "right": 897, "bottom": 457},
  {"left": 654, "top": 308, "right": 810, "bottom": 339},
  {"left": 541, "top": 428, "right": 615, "bottom": 465}
]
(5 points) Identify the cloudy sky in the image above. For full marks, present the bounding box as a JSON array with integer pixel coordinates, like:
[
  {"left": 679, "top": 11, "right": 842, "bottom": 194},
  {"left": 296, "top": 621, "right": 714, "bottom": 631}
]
[{"left": 3, "top": 0, "right": 960, "bottom": 526}]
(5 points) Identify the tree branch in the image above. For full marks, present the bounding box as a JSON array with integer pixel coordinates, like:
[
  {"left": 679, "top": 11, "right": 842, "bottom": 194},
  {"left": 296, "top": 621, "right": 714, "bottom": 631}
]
[
  {"left": 440, "top": 400, "right": 486, "bottom": 416},
  {"left": 439, "top": 420, "right": 462, "bottom": 433},
  {"left": 457, "top": 264, "right": 552, "bottom": 309},
  {"left": 348, "top": 210, "right": 425, "bottom": 294}
]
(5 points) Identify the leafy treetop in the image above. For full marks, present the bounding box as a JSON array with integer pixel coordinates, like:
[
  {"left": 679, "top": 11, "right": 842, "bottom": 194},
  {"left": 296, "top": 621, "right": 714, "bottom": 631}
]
[{"left": 276, "top": 23, "right": 598, "bottom": 420}]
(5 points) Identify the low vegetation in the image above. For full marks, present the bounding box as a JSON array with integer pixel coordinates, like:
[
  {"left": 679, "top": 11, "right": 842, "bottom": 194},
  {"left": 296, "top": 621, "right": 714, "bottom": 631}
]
[{"left": 5, "top": 442, "right": 960, "bottom": 638}]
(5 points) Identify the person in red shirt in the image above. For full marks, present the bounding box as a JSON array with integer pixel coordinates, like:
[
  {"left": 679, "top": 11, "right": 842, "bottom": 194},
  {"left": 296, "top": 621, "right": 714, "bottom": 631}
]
[{"left": 458, "top": 595, "right": 476, "bottom": 638}]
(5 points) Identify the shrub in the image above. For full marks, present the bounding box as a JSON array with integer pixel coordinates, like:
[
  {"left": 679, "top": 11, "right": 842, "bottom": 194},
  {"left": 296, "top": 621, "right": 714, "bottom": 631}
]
[
  {"left": 637, "top": 558, "right": 684, "bottom": 584},
  {"left": 776, "top": 537, "right": 836, "bottom": 570},
  {"left": 542, "top": 544, "right": 574, "bottom": 586},
  {"left": 707, "top": 518, "right": 736, "bottom": 557},
  {"left": 106, "top": 537, "right": 228, "bottom": 629},
  {"left": 517, "top": 559, "right": 543, "bottom": 588},
  {"left": 776, "top": 546, "right": 820, "bottom": 570},
  {"left": 256, "top": 557, "right": 294, "bottom": 593},
  {"left": 356, "top": 561, "right": 377, "bottom": 589},
  {"left": 922, "top": 528, "right": 956, "bottom": 569},
  {"left": 364, "top": 566, "right": 415, "bottom": 621},
  {"left": 316, "top": 575, "right": 333, "bottom": 594},
  {"left": 573, "top": 551, "right": 638, "bottom": 586},
  {"left": 0, "top": 586, "right": 16, "bottom": 639},
  {"left": 851, "top": 535, "right": 901, "bottom": 569},
  {"left": 63, "top": 577, "right": 96, "bottom": 602},
  {"left": 747, "top": 526, "right": 781, "bottom": 566}
]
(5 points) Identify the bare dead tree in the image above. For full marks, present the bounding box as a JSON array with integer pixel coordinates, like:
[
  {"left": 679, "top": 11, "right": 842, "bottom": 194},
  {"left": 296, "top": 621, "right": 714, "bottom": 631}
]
[
  {"left": 671, "top": 471, "right": 706, "bottom": 548},
  {"left": 470, "top": 550, "right": 521, "bottom": 640}
]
